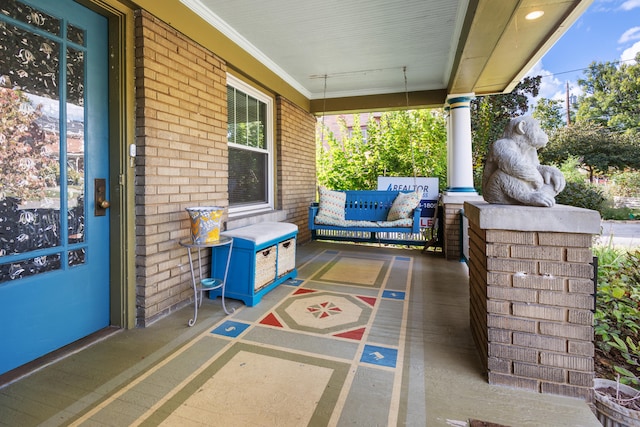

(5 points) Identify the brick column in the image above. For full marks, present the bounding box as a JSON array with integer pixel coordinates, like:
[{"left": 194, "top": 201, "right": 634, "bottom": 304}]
[
  {"left": 464, "top": 201, "right": 601, "bottom": 402},
  {"left": 441, "top": 194, "right": 482, "bottom": 260}
]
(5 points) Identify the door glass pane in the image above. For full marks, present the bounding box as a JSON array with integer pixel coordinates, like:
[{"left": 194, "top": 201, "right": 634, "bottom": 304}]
[
  {"left": 66, "top": 47, "right": 84, "bottom": 246},
  {"left": 1, "top": 0, "right": 61, "bottom": 36},
  {"left": 68, "top": 248, "right": 85, "bottom": 267},
  {"left": 0, "top": 1, "right": 86, "bottom": 281},
  {"left": 67, "top": 24, "right": 85, "bottom": 46},
  {"left": 0, "top": 253, "right": 62, "bottom": 281}
]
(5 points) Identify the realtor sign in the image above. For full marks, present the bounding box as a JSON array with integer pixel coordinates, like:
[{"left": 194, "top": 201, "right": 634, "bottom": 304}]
[{"left": 377, "top": 177, "right": 439, "bottom": 228}]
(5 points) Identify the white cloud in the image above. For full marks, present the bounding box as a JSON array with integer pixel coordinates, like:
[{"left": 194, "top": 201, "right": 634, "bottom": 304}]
[
  {"left": 621, "top": 40, "right": 640, "bottom": 63},
  {"left": 524, "top": 60, "right": 585, "bottom": 109},
  {"left": 619, "top": 26, "right": 640, "bottom": 43},
  {"left": 620, "top": 0, "right": 640, "bottom": 10}
]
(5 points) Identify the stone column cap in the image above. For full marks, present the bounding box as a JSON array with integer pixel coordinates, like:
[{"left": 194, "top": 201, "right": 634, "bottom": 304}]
[{"left": 464, "top": 201, "right": 601, "bottom": 234}]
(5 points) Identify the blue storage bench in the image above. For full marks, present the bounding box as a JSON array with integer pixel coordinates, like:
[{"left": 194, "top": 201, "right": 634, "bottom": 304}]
[{"left": 209, "top": 222, "right": 298, "bottom": 306}]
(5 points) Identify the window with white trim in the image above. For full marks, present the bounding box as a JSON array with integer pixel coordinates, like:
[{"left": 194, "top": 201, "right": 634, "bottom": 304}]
[{"left": 227, "top": 74, "right": 274, "bottom": 214}]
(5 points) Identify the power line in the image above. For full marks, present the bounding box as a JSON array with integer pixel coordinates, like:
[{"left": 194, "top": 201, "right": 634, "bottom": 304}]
[
  {"left": 538, "top": 57, "right": 637, "bottom": 80},
  {"left": 473, "top": 56, "right": 638, "bottom": 91}
]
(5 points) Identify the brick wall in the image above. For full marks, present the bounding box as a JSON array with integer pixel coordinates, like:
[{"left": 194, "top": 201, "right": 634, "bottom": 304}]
[
  {"left": 134, "top": 10, "right": 228, "bottom": 325},
  {"left": 134, "top": 11, "right": 317, "bottom": 326},
  {"left": 468, "top": 222, "right": 596, "bottom": 401},
  {"left": 443, "top": 201, "right": 463, "bottom": 260},
  {"left": 442, "top": 195, "right": 483, "bottom": 260},
  {"left": 277, "top": 96, "right": 316, "bottom": 243}
]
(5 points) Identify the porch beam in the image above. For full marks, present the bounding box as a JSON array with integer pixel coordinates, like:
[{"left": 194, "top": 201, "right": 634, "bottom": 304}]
[{"left": 309, "top": 89, "right": 448, "bottom": 115}]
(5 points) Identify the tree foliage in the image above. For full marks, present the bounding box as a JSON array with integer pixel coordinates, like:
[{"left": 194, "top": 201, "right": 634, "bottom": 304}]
[
  {"left": 532, "top": 98, "right": 565, "bottom": 133},
  {"left": 539, "top": 121, "right": 640, "bottom": 182},
  {"left": 0, "top": 88, "right": 57, "bottom": 201},
  {"left": 576, "top": 52, "right": 640, "bottom": 133},
  {"left": 316, "top": 110, "right": 447, "bottom": 191}
]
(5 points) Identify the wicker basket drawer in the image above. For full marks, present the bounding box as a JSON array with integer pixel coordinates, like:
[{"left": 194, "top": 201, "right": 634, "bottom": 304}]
[
  {"left": 254, "top": 245, "right": 277, "bottom": 291},
  {"left": 277, "top": 238, "right": 296, "bottom": 277}
]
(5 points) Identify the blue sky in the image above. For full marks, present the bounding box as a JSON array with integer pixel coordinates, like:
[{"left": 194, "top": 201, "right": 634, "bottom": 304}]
[{"left": 527, "top": 0, "right": 640, "bottom": 102}]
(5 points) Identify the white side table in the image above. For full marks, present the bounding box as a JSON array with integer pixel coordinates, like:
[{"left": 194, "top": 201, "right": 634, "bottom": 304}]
[{"left": 180, "top": 236, "right": 233, "bottom": 326}]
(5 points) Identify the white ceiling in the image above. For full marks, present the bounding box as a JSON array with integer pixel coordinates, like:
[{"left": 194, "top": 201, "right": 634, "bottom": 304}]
[
  {"left": 183, "top": 0, "right": 466, "bottom": 100},
  {"left": 179, "top": 0, "right": 593, "bottom": 108}
]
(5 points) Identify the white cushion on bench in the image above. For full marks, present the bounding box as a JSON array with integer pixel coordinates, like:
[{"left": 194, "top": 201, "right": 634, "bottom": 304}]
[
  {"left": 314, "top": 215, "right": 413, "bottom": 228},
  {"left": 317, "top": 187, "right": 346, "bottom": 221},
  {"left": 376, "top": 218, "right": 413, "bottom": 227},
  {"left": 387, "top": 191, "right": 420, "bottom": 221},
  {"left": 222, "top": 222, "right": 298, "bottom": 246}
]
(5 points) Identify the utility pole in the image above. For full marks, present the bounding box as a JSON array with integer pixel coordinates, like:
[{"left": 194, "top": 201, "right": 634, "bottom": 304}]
[{"left": 565, "top": 82, "right": 571, "bottom": 126}]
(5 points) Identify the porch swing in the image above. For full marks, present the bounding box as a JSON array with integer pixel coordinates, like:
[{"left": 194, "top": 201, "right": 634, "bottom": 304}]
[{"left": 309, "top": 67, "right": 426, "bottom": 246}]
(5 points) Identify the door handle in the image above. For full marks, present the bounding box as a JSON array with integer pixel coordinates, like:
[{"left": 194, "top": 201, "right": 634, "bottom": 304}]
[
  {"left": 98, "top": 199, "right": 110, "bottom": 209},
  {"left": 94, "top": 178, "right": 109, "bottom": 216}
]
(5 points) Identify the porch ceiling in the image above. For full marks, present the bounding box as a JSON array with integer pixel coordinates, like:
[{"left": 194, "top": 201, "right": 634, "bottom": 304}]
[{"left": 180, "top": 0, "right": 593, "bottom": 112}]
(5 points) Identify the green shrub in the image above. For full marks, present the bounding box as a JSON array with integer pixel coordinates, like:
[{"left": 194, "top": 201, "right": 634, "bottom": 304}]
[
  {"left": 600, "top": 205, "right": 640, "bottom": 220},
  {"left": 593, "top": 247, "right": 640, "bottom": 389},
  {"left": 556, "top": 181, "right": 607, "bottom": 212},
  {"left": 610, "top": 171, "right": 640, "bottom": 197}
]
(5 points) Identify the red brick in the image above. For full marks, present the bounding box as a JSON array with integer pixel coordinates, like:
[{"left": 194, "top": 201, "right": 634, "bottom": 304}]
[
  {"left": 568, "top": 340, "right": 595, "bottom": 357},
  {"left": 539, "top": 322, "right": 593, "bottom": 341},
  {"left": 566, "top": 248, "right": 594, "bottom": 263},
  {"left": 540, "top": 352, "right": 594, "bottom": 371},
  {"left": 486, "top": 243, "right": 510, "bottom": 257},
  {"left": 488, "top": 329, "right": 512, "bottom": 343},
  {"left": 568, "top": 309, "right": 594, "bottom": 325},
  {"left": 487, "top": 272, "right": 512, "bottom": 286},
  {"left": 488, "top": 373, "right": 539, "bottom": 392},
  {"left": 513, "top": 362, "right": 565, "bottom": 382},
  {"left": 539, "top": 261, "right": 594, "bottom": 279},
  {"left": 569, "top": 370, "right": 594, "bottom": 387},
  {"left": 512, "top": 332, "right": 566, "bottom": 352},
  {"left": 512, "top": 303, "right": 565, "bottom": 321},
  {"left": 485, "top": 230, "right": 536, "bottom": 245},
  {"left": 568, "top": 278, "right": 595, "bottom": 294},
  {"left": 487, "top": 286, "right": 537, "bottom": 303},
  {"left": 513, "top": 274, "right": 564, "bottom": 291},
  {"left": 510, "top": 245, "right": 563, "bottom": 261},
  {"left": 487, "top": 300, "right": 511, "bottom": 314},
  {"left": 489, "top": 343, "right": 538, "bottom": 363},
  {"left": 488, "top": 315, "right": 537, "bottom": 333},
  {"left": 537, "top": 232, "right": 592, "bottom": 247},
  {"left": 488, "top": 357, "right": 512, "bottom": 373},
  {"left": 539, "top": 291, "right": 594, "bottom": 310},
  {"left": 487, "top": 258, "right": 537, "bottom": 274},
  {"left": 540, "top": 382, "right": 594, "bottom": 401}
]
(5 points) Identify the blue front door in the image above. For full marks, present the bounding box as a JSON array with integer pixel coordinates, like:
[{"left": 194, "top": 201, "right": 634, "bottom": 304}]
[{"left": 0, "top": 0, "right": 110, "bottom": 374}]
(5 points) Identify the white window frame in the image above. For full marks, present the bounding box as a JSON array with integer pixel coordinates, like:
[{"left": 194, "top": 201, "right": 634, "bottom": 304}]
[{"left": 227, "top": 74, "right": 274, "bottom": 216}]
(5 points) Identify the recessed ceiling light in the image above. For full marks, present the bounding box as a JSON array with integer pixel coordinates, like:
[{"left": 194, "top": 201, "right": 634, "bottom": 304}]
[{"left": 525, "top": 10, "right": 545, "bottom": 20}]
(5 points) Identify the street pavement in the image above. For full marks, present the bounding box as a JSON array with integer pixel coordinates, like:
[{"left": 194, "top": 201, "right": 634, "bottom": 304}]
[{"left": 596, "top": 220, "right": 640, "bottom": 248}]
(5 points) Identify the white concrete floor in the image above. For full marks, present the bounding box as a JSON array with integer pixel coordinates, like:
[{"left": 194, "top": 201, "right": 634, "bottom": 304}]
[{"left": 0, "top": 241, "right": 602, "bottom": 426}]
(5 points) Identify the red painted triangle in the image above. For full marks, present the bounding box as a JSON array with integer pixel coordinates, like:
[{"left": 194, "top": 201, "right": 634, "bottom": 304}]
[
  {"left": 320, "top": 301, "right": 329, "bottom": 307},
  {"left": 320, "top": 311, "right": 329, "bottom": 318},
  {"left": 293, "top": 288, "right": 315, "bottom": 295},
  {"left": 334, "top": 327, "right": 366, "bottom": 341},
  {"left": 260, "top": 312, "right": 283, "bottom": 327},
  {"left": 357, "top": 296, "right": 376, "bottom": 306}
]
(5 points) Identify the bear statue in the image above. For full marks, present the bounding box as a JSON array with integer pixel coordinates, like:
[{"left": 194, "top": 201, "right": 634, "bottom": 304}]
[{"left": 482, "top": 116, "right": 566, "bottom": 207}]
